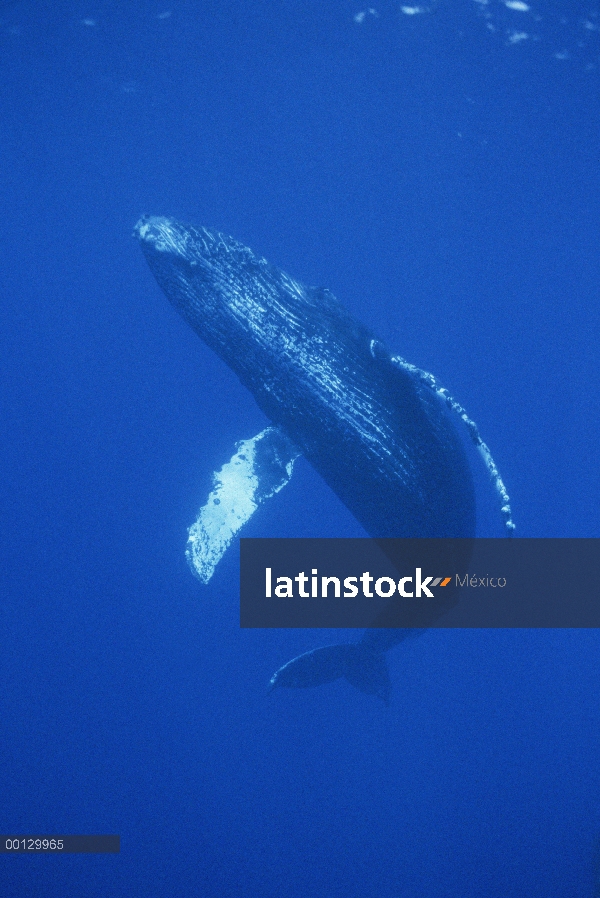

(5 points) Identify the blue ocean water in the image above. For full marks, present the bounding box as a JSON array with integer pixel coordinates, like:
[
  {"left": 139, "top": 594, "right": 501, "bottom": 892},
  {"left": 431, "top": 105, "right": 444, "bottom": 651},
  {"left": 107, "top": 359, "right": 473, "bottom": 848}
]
[{"left": 0, "top": 1, "right": 599, "bottom": 895}]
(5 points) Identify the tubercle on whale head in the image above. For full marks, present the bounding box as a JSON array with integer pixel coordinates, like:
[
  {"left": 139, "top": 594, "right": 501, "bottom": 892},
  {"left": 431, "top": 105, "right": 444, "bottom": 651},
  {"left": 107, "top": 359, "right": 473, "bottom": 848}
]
[
  {"left": 134, "top": 214, "right": 176, "bottom": 248},
  {"left": 134, "top": 215, "right": 205, "bottom": 262},
  {"left": 134, "top": 215, "right": 262, "bottom": 271}
]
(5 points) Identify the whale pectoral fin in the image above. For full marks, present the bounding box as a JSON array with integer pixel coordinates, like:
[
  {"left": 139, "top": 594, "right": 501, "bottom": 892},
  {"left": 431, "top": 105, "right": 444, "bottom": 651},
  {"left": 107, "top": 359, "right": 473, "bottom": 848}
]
[{"left": 186, "top": 426, "right": 300, "bottom": 584}]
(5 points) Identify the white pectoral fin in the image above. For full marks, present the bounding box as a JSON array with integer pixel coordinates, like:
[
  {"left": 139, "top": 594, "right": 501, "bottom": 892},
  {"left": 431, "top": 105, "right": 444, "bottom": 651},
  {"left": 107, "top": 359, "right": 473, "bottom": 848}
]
[{"left": 186, "top": 426, "right": 300, "bottom": 584}]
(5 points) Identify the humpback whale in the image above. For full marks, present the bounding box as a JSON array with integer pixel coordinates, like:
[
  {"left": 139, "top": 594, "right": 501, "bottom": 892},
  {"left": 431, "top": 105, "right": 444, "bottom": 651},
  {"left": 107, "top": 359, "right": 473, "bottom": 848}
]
[{"left": 135, "top": 215, "right": 513, "bottom": 702}]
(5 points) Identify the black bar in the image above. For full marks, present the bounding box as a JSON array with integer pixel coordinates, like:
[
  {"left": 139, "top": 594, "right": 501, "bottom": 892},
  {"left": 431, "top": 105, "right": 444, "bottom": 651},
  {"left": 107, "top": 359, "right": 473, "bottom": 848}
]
[
  {"left": 0, "top": 836, "right": 120, "bottom": 854},
  {"left": 240, "top": 537, "right": 600, "bottom": 628}
]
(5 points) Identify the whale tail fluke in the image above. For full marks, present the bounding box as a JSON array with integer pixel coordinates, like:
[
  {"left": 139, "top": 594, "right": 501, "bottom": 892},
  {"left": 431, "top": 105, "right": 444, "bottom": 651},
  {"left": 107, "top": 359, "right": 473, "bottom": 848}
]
[
  {"left": 343, "top": 648, "right": 391, "bottom": 704},
  {"left": 269, "top": 643, "right": 392, "bottom": 704}
]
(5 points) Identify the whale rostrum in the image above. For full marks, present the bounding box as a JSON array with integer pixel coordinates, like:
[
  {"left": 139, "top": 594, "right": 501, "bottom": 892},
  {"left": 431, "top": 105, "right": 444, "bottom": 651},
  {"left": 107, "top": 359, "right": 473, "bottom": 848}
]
[{"left": 135, "top": 215, "right": 513, "bottom": 702}]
